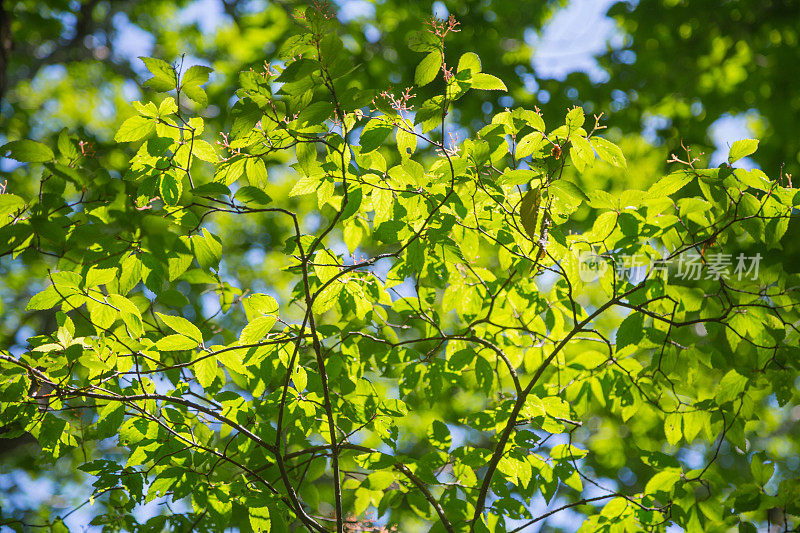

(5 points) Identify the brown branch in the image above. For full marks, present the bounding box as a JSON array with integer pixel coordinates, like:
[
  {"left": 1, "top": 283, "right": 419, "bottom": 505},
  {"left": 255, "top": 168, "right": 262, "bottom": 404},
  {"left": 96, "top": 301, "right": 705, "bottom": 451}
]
[{"left": 468, "top": 282, "right": 645, "bottom": 529}]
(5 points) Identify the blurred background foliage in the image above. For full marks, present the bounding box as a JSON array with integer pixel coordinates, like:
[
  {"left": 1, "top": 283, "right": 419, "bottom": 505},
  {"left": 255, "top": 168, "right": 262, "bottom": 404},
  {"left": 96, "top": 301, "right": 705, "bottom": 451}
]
[
  {"left": 2, "top": 0, "right": 800, "bottom": 529},
  {"left": 3, "top": 0, "right": 799, "bottom": 173}
]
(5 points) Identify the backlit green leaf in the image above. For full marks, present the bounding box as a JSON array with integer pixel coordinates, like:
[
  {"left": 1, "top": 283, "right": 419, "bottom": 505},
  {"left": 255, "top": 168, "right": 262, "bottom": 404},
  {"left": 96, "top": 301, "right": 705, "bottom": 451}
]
[
  {"left": 116, "top": 116, "right": 156, "bottom": 143},
  {"left": 1, "top": 140, "right": 54, "bottom": 163},
  {"left": 471, "top": 73, "right": 506, "bottom": 91},
  {"left": 729, "top": 139, "right": 759, "bottom": 164},
  {"left": 415, "top": 51, "right": 442, "bottom": 87}
]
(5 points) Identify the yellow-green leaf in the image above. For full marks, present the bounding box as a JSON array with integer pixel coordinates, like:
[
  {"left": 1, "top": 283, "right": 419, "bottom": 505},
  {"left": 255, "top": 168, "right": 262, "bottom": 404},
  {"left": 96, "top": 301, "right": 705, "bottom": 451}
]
[
  {"left": 471, "top": 73, "right": 506, "bottom": 91},
  {"left": 591, "top": 137, "right": 627, "bottom": 168},
  {"left": 115, "top": 116, "right": 156, "bottom": 142},
  {"left": 157, "top": 334, "right": 198, "bottom": 351},
  {"left": 249, "top": 506, "right": 270, "bottom": 532},
  {"left": 729, "top": 138, "right": 759, "bottom": 164},
  {"left": 415, "top": 51, "right": 442, "bottom": 87},
  {"left": 193, "top": 356, "right": 217, "bottom": 388},
  {"left": 156, "top": 312, "right": 202, "bottom": 343}
]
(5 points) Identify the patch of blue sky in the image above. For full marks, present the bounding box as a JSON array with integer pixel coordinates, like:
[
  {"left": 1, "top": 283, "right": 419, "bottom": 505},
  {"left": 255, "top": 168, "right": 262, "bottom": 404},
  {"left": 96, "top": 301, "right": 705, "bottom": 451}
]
[
  {"left": 111, "top": 13, "right": 155, "bottom": 70},
  {"left": 709, "top": 111, "right": 761, "bottom": 169},
  {"left": 178, "top": 0, "right": 231, "bottom": 34},
  {"left": 334, "top": 0, "right": 375, "bottom": 22},
  {"left": 527, "top": 0, "right": 623, "bottom": 84}
]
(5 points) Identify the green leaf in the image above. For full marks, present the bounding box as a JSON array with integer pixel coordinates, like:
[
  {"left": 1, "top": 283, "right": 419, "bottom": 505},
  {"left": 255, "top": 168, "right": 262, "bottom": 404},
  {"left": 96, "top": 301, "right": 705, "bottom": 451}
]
[
  {"left": 240, "top": 315, "right": 277, "bottom": 344},
  {"left": 647, "top": 170, "right": 694, "bottom": 198},
  {"left": 353, "top": 487, "right": 371, "bottom": 517},
  {"left": 616, "top": 313, "right": 644, "bottom": 352},
  {"left": 314, "top": 249, "right": 340, "bottom": 284},
  {"left": 182, "top": 65, "right": 213, "bottom": 88},
  {"left": 231, "top": 98, "right": 262, "bottom": 138},
  {"left": 415, "top": 51, "right": 442, "bottom": 87},
  {"left": 277, "top": 58, "right": 320, "bottom": 83},
  {"left": 414, "top": 95, "right": 445, "bottom": 132},
  {"left": 570, "top": 135, "right": 594, "bottom": 173},
  {"left": 591, "top": 137, "right": 627, "bottom": 168},
  {"left": 134, "top": 100, "right": 158, "bottom": 117},
  {"left": 566, "top": 106, "right": 585, "bottom": 134},
  {"left": 194, "top": 356, "right": 217, "bottom": 388},
  {"left": 1, "top": 140, "right": 54, "bottom": 163},
  {"left": 366, "top": 471, "right": 395, "bottom": 491},
  {"left": 290, "top": 176, "right": 320, "bottom": 196},
  {"left": 601, "top": 498, "right": 629, "bottom": 518},
  {"left": 548, "top": 180, "right": 587, "bottom": 220},
  {"left": 140, "top": 57, "right": 177, "bottom": 91},
  {"left": 158, "top": 97, "right": 178, "bottom": 116},
  {"left": 664, "top": 413, "right": 682, "bottom": 446},
  {"left": 645, "top": 469, "right": 681, "bottom": 494},
  {"left": 519, "top": 188, "right": 541, "bottom": 242},
  {"left": 157, "top": 334, "right": 198, "bottom": 351},
  {"left": 312, "top": 282, "right": 342, "bottom": 314},
  {"left": 360, "top": 120, "right": 394, "bottom": 153},
  {"left": 183, "top": 84, "right": 208, "bottom": 107},
  {"left": 57, "top": 129, "right": 78, "bottom": 159},
  {"left": 497, "top": 169, "right": 542, "bottom": 187},
  {"left": 88, "top": 299, "right": 117, "bottom": 331},
  {"left": 293, "top": 366, "right": 307, "bottom": 392},
  {"left": 739, "top": 522, "right": 758, "bottom": 533},
  {"left": 118, "top": 254, "right": 143, "bottom": 295},
  {"left": 159, "top": 288, "right": 190, "bottom": 308},
  {"left": 159, "top": 173, "right": 183, "bottom": 206},
  {"left": 109, "top": 294, "right": 143, "bottom": 337},
  {"left": 0, "top": 193, "right": 25, "bottom": 217},
  {"left": 457, "top": 52, "right": 481, "bottom": 74},
  {"left": 249, "top": 506, "right": 271, "bottom": 532},
  {"left": 729, "top": 139, "right": 759, "bottom": 163},
  {"left": 591, "top": 211, "right": 618, "bottom": 240},
  {"left": 550, "top": 443, "right": 588, "bottom": 460},
  {"left": 750, "top": 453, "right": 775, "bottom": 486},
  {"left": 427, "top": 420, "right": 452, "bottom": 451},
  {"left": 715, "top": 370, "right": 748, "bottom": 404},
  {"left": 191, "top": 229, "right": 222, "bottom": 271},
  {"left": 115, "top": 116, "right": 156, "bottom": 143},
  {"left": 192, "top": 140, "right": 218, "bottom": 163},
  {"left": 27, "top": 286, "right": 61, "bottom": 311},
  {"left": 244, "top": 157, "right": 269, "bottom": 189},
  {"left": 515, "top": 132, "right": 546, "bottom": 159},
  {"left": 319, "top": 33, "right": 344, "bottom": 63},
  {"left": 550, "top": 180, "right": 588, "bottom": 202},
  {"left": 192, "top": 182, "right": 230, "bottom": 197},
  {"left": 243, "top": 293, "right": 279, "bottom": 321},
  {"left": 296, "top": 142, "right": 317, "bottom": 175},
  {"left": 156, "top": 312, "right": 202, "bottom": 343},
  {"left": 51, "top": 519, "right": 69, "bottom": 533},
  {"left": 408, "top": 30, "right": 440, "bottom": 53},
  {"left": 85, "top": 267, "right": 117, "bottom": 288},
  {"left": 343, "top": 221, "right": 363, "bottom": 254},
  {"left": 470, "top": 73, "right": 506, "bottom": 91},
  {"left": 475, "top": 356, "right": 493, "bottom": 393},
  {"left": 682, "top": 410, "right": 706, "bottom": 443},
  {"left": 235, "top": 186, "right": 272, "bottom": 206},
  {"left": 298, "top": 101, "right": 334, "bottom": 126},
  {"left": 396, "top": 126, "right": 417, "bottom": 159}
]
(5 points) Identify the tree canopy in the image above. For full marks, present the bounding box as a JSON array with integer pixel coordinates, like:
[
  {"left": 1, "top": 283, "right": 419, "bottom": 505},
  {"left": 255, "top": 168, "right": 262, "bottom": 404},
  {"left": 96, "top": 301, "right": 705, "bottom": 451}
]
[{"left": 1, "top": 1, "right": 800, "bottom": 532}]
